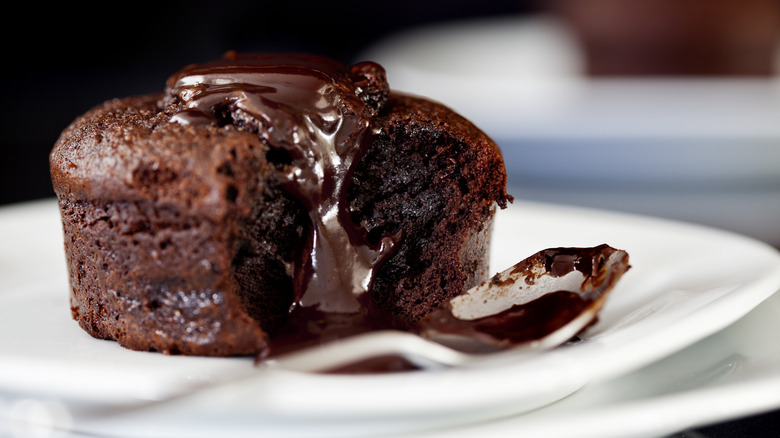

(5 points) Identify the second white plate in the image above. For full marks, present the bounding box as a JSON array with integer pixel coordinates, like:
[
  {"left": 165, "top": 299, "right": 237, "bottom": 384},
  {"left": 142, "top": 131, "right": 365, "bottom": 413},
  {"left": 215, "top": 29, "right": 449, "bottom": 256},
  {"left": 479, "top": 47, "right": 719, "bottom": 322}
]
[{"left": 1, "top": 199, "right": 779, "bottom": 437}]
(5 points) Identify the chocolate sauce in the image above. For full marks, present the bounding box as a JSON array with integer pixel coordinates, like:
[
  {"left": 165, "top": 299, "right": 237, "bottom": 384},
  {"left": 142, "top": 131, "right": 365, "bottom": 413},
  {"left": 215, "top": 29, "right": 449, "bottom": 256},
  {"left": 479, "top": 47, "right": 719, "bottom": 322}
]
[
  {"left": 321, "top": 354, "right": 422, "bottom": 374},
  {"left": 421, "top": 292, "right": 592, "bottom": 350},
  {"left": 419, "top": 244, "right": 627, "bottom": 350},
  {"left": 166, "top": 52, "right": 398, "bottom": 355},
  {"left": 542, "top": 247, "right": 597, "bottom": 278}
]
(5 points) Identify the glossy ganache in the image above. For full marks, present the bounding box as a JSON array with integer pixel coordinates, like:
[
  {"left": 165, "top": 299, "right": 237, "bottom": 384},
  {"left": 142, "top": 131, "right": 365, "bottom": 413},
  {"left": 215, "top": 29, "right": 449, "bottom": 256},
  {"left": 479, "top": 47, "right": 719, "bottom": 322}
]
[{"left": 165, "top": 52, "right": 400, "bottom": 354}]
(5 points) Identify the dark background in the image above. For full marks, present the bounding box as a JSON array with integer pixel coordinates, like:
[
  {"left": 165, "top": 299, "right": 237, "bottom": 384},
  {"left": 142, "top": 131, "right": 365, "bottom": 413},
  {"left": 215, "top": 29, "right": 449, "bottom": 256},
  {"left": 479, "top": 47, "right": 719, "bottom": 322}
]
[
  {"left": 1, "top": 0, "right": 540, "bottom": 206},
  {"left": 2, "top": 1, "right": 779, "bottom": 436}
]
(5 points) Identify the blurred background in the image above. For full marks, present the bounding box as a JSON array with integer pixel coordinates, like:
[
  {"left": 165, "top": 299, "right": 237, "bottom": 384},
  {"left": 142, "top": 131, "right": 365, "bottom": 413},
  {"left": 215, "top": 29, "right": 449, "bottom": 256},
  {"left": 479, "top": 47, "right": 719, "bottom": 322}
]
[
  {"left": 2, "top": 0, "right": 780, "bottom": 435},
  {"left": 4, "top": 0, "right": 779, "bottom": 248},
  {"left": 1, "top": 0, "right": 539, "bottom": 206}
]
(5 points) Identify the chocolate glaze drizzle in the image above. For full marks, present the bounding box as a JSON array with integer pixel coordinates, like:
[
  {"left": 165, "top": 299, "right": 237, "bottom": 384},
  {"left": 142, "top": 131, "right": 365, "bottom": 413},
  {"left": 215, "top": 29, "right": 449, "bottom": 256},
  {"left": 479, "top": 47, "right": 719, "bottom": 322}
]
[{"left": 166, "top": 52, "right": 398, "bottom": 355}]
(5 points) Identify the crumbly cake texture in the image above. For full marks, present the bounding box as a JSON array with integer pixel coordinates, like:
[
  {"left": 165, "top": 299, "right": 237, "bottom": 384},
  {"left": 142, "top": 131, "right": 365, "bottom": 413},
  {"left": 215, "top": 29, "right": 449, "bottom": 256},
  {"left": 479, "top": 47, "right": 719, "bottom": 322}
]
[{"left": 50, "top": 66, "right": 510, "bottom": 356}]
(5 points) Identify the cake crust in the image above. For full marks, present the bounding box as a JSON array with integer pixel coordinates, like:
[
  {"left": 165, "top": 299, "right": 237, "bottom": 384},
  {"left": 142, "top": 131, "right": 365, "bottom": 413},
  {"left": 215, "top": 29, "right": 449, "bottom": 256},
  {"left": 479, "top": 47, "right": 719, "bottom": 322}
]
[{"left": 50, "top": 55, "right": 510, "bottom": 357}]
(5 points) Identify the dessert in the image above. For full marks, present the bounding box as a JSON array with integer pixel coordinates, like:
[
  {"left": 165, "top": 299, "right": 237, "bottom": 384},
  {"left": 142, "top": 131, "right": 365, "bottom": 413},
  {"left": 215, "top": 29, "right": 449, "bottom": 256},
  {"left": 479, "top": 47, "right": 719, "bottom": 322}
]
[{"left": 50, "top": 52, "right": 511, "bottom": 357}]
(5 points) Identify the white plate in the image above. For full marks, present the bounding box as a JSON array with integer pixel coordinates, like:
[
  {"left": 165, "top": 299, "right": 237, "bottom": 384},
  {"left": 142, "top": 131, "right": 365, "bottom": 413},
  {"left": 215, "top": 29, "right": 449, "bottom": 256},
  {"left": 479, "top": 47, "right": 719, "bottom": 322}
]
[
  {"left": 1, "top": 199, "right": 779, "bottom": 438},
  {"left": 410, "top": 288, "right": 780, "bottom": 438}
]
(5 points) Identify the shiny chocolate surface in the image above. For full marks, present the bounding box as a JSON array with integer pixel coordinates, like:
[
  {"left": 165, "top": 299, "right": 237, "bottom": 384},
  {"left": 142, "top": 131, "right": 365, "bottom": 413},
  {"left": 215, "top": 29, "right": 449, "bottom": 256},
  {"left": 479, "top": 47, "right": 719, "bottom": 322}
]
[{"left": 167, "top": 52, "right": 397, "bottom": 354}]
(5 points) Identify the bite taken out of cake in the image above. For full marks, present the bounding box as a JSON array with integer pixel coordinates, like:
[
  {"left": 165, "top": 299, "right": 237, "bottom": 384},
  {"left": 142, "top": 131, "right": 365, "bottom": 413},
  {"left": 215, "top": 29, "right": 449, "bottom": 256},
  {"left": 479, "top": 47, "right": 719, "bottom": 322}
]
[{"left": 49, "top": 51, "right": 512, "bottom": 358}]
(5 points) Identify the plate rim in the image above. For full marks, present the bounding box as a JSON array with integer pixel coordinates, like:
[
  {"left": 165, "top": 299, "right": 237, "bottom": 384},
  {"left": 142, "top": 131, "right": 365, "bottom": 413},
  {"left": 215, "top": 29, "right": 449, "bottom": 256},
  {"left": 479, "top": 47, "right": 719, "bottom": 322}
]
[{"left": 1, "top": 198, "right": 779, "bottom": 430}]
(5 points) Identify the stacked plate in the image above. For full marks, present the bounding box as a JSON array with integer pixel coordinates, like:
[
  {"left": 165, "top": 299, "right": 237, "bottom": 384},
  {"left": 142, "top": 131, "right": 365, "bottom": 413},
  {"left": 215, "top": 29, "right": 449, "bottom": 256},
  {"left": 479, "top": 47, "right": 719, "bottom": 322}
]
[{"left": 1, "top": 199, "right": 779, "bottom": 437}]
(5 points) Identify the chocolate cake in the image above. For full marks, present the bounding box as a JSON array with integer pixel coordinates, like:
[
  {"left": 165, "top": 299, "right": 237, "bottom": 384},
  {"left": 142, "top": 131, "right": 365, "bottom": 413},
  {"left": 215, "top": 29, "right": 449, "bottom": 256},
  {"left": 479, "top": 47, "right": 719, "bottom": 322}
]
[{"left": 50, "top": 52, "right": 511, "bottom": 357}]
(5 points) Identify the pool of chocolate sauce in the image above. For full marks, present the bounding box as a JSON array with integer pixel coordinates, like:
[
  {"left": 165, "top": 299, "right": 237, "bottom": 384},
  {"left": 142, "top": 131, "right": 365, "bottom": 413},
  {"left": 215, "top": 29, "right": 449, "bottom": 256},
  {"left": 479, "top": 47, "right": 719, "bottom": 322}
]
[
  {"left": 421, "top": 291, "right": 592, "bottom": 350},
  {"left": 418, "top": 244, "right": 622, "bottom": 352}
]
